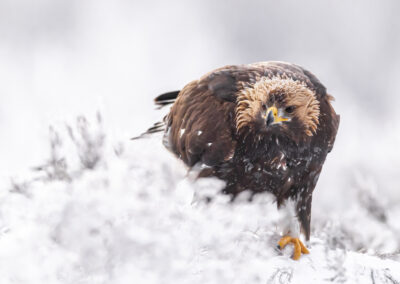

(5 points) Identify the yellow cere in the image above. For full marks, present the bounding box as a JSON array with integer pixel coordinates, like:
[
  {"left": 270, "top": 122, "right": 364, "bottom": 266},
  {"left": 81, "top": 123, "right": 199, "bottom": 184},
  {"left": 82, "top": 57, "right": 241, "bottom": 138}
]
[{"left": 267, "top": 106, "right": 289, "bottom": 123}]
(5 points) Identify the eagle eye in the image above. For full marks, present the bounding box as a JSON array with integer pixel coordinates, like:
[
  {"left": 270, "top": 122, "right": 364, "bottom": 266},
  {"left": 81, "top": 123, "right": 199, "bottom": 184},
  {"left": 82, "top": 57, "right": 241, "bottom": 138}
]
[
  {"left": 262, "top": 104, "right": 267, "bottom": 110},
  {"left": 285, "top": 106, "right": 295, "bottom": 113},
  {"left": 268, "top": 95, "right": 275, "bottom": 105}
]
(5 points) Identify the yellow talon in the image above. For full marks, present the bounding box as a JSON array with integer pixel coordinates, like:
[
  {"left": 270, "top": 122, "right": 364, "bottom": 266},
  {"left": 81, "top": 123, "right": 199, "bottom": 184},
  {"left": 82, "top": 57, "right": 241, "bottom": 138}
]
[
  {"left": 278, "top": 235, "right": 292, "bottom": 248},
  {"left": 278, "top": 235, "right": 309, "bottom": 260},
  {"left": 299, "top": 239, "right": 310, "bottom": 254}
]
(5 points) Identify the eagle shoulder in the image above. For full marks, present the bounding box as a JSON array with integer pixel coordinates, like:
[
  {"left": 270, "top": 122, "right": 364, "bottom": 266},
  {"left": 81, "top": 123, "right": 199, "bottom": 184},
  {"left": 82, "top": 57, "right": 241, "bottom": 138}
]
[{"left": 166, "top": 78, "right": 236, "bottom": 167}]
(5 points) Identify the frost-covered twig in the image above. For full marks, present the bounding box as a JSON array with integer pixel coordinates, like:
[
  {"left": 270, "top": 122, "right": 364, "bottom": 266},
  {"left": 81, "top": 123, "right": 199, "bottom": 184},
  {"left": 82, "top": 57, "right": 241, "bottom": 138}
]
[
  {"left": 33, "top": 126, "right": 71, "bottom": 182},
  {"left": 67, "top": 112, "right": 105, "bottom": 170},
  {"left": 355, "top": 173, "right": 387, "bottom": 223},
  {"left": 30, "top": 112, "right": 107, "bottom": 184},
  {"left": 267, "top": 267, "right": 293, "bottom": 284}
]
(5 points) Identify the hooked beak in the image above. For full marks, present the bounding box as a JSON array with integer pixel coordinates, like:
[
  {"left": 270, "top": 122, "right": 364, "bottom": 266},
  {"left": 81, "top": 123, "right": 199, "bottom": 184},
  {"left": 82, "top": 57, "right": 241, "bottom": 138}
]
[{"left": 266, "top": 106, "right": 289, "bottom": 126}]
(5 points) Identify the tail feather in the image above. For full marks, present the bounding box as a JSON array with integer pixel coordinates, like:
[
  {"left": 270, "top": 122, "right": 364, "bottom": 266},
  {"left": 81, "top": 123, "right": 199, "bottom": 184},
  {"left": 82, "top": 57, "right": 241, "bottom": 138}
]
[
  {"left": 131, "top": 121, "right": 165, "bottom": 140},
  {"left": 154, "top": 90, "right": 180, "bottom": 108},
  {"left": 132, "top": 90, "right": 179, "bottom": 140}
]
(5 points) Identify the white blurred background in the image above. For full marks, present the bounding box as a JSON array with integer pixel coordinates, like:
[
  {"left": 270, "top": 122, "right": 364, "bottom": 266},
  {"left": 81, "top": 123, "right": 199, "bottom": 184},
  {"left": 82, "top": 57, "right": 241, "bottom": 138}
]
[{"left": 1, "top": 0, "right": 400, "bottom": 206}]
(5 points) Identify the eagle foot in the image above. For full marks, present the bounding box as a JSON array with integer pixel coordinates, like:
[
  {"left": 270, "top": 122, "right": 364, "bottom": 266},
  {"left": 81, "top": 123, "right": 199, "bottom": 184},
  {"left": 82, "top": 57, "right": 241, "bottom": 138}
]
[{"left": 277, "top": 235, "right": 309, "bottom": 260}]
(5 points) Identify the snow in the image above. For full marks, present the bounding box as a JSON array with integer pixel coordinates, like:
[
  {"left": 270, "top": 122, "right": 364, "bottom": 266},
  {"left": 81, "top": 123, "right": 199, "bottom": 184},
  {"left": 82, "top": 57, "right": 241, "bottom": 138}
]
[
  {"left": 279, "top": 199, "right": 301, "bottom": 238},
  {"left": 0, "top": 115, "right": 399, "bottom": 284}
]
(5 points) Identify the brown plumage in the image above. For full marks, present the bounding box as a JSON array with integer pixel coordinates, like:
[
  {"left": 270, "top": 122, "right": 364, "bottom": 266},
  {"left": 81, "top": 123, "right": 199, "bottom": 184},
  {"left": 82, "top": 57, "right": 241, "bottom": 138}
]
[{"left": 142, "top": 61, "right": 339, "bottom": 255}]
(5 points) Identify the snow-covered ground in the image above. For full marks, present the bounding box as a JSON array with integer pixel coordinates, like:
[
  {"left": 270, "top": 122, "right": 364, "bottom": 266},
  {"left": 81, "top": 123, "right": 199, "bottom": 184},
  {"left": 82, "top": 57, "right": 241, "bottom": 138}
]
[{"left": 0, "top": 114, "right": 399, "bottom": 284}]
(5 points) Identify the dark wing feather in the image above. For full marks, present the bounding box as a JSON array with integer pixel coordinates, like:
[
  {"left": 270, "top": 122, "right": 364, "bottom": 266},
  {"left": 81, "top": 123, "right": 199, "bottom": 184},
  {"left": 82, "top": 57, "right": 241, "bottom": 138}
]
[
  {"left": 154, "top": 90, "right": 180, "bottom": 108},
  {"left": 296, "top": 88, "right": 340, "bottom": 240},
  {"left": 296, "top": 167, "right": 321, "bottom": 241},
  {"left": 205, "top": 71, "right": 237, "bottom": 102},
  {"left": 297, "top": 193, "right": 313, "bottom": 240},
  {"left": 166, "top": 80, "right": 237, "bottom": 167},
  {"left": 131, "top": 121, "right": 165, "bottom": 140}
]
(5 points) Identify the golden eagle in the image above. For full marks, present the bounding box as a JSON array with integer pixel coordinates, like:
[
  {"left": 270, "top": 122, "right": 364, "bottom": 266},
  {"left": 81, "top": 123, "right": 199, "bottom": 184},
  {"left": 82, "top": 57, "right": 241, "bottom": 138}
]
[{"left": 140, "top": 61, "right": 339, "bottom": 260}]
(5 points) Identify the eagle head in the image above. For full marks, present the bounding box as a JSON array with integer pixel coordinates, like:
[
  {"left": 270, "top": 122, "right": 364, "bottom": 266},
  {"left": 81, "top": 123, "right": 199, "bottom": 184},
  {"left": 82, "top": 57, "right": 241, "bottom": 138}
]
[{"left": 235, "top": 76, "right": 320, "bottom": 140}]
